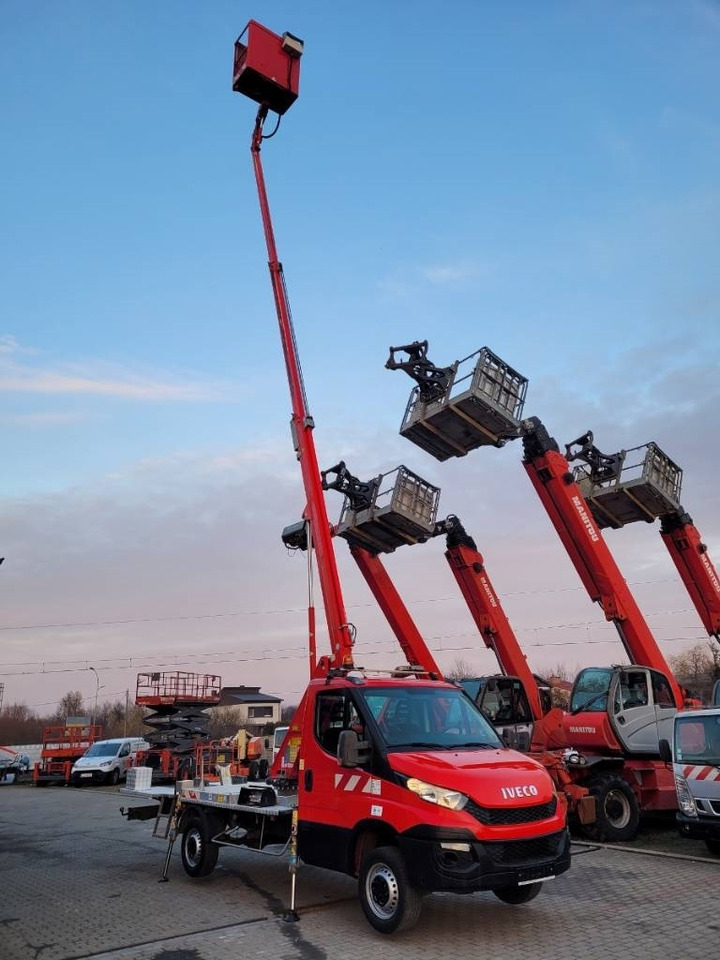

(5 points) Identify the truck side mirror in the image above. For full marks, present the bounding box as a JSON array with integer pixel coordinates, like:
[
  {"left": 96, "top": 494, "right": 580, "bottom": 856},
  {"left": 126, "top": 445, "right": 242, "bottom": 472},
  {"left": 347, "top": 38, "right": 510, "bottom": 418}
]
[
  {"left": 658, "top": 738, "right": 672, "bottom": 763},
  {"left": 337, "top": 730, "right": 370, "bottom": 768}
]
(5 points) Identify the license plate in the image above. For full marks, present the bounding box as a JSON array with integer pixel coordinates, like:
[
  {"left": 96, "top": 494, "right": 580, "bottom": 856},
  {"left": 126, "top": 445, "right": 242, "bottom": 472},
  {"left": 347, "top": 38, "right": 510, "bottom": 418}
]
[{"left": 80, "top": 773, "right": 92, "bottom": 778}]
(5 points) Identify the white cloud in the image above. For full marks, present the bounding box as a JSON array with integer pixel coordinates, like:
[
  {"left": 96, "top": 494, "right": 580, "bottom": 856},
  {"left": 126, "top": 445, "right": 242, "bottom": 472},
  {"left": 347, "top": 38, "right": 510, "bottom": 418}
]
[
  {"left": 0, "top": 339, "right": 239, "bottom": 402},
  {"left": 421, "top": 261, "right": 495, "bottom": 285},
  {"left": 0, "top": 412, "right": 88, "bottom": 427}
]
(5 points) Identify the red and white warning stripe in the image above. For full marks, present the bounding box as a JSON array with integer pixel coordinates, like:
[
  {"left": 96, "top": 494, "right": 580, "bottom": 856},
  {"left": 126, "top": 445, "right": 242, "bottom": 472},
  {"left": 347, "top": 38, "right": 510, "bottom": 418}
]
[
  {"left": 682, "top": 765, "right": 720, "bottom": 781},
  {"left": 334, "top": 773, "right": 381, "bottom": 794}
]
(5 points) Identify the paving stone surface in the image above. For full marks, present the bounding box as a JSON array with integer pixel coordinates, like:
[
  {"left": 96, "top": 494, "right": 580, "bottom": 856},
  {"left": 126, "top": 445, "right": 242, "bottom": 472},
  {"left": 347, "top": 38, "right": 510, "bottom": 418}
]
[{"left": 1, "top": 783, "right": 718, "bottom": 960}]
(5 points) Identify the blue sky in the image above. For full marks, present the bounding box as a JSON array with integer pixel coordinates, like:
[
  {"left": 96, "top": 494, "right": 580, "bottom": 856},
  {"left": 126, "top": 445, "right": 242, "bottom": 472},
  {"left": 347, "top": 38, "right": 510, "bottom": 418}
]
[{"left": 1, "top": 2, "right": 719, "bottom": 713}]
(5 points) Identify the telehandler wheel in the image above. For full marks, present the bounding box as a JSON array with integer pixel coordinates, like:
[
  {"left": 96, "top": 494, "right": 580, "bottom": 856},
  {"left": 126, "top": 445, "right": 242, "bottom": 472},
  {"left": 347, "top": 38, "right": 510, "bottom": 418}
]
[
  {"left": 493, "top": 881, "right": 543, "bottom": 905},
  {"left": 583, "top": 773, "right": 640, "bottom": 843},
  {"left": 705, "top": 839, "right": 720, "bottom": 856},
  {"left": 358, "top": 846, "right": 422, "bottom": 935},
  {"left": 180, "top": 812, "right": 220, "bottom": 878}
]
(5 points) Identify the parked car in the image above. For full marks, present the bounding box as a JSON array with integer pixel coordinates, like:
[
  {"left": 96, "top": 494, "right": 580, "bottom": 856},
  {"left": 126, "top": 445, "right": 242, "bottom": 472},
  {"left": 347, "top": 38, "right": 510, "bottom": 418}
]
[{"left": 70, "top": 737, "right": 149, "bottom": 785}]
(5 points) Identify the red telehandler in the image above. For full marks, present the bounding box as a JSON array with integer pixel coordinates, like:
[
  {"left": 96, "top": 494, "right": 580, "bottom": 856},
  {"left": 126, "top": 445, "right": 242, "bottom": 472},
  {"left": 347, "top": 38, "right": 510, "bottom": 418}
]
[
  {"left": 121, "top": 23, "right": 573, "bottom": 937},
  {"left": 386, "top": 341, "right": 690, "bottom": 840},
  {"left": 566, "top": 430, "right": 720, "bottom": 652}
]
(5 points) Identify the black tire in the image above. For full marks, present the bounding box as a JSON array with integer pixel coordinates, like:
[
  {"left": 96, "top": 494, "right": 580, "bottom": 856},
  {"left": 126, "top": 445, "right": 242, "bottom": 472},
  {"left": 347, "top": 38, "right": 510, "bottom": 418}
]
[
  {"left": 493, "top": 882, "right": 543, "bottom": 905},
  {"left": 249, "top": 760, "right": 260, "bottom": 780},
  {"left": 358, "top": 846, "right": 422, "bottom": 934},
  {"left": 583, "top": 773, "right": 640, "bottom": 843},
  {"left": 180, "top": 813, "right": 220, "bottom": 878},
  {"left": 258, "top": 759, "right": 269, "bottom": 779},
  {"left": 108, "top": 769, "right": 120, "bottom": 786},
  {"left": 705, "top": 839, "right": 720, "bottom": 857}
]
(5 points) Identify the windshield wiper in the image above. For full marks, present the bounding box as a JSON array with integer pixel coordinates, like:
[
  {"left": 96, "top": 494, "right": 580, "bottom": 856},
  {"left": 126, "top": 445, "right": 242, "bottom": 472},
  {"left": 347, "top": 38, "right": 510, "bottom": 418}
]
[{"left": 402, "top": 741, "right": 450, "bottom": 750}]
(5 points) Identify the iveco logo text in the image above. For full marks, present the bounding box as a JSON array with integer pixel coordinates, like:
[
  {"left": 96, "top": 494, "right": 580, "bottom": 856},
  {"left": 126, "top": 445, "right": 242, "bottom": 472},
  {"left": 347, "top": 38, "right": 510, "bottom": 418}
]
[
  {"left": 480, "top": 577, "right": 498, "bottom": 608},
  {"left": 571, "top": 496, "right": 599, "bottom": 542},
  {"left": 500, "top": 785, "right": 539, "bottom": 799},
  {"left": 569, "top": 726, "right": 596, "bottom": 734}
]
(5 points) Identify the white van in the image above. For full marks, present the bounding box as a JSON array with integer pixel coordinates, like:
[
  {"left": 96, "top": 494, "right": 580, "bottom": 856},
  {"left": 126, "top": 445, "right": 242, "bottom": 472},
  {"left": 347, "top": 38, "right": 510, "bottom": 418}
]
[
  {"left": 70, "top": 737, "right": 149, "bottom": 785},
  {"left": 660, "top": 708, "right": 720, "bottom": 856}
]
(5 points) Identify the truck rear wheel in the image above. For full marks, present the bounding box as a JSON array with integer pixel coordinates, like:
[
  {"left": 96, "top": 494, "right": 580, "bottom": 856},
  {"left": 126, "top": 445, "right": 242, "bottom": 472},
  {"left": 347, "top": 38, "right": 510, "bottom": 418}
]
[
  {"left": 180, "top": 813, "right": 220, "bottom": 878},
  {"left": 358, "top": 846, "right": 422, "bottom": 934},
  {"left": 584, "top": 773, "right": 640, "bottom": 843},
  {"left": 493, "top": 882, "right": 543, "bottom": 905}
]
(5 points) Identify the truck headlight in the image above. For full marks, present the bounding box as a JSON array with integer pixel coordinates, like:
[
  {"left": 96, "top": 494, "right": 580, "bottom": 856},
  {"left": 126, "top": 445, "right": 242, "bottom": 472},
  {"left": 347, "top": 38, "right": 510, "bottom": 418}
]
[
  {"left": 406, "top": 777, "right": 468, "bottom": 810},
  {"left": 674, "top": 775, "right": 698, "bottom": 818}
]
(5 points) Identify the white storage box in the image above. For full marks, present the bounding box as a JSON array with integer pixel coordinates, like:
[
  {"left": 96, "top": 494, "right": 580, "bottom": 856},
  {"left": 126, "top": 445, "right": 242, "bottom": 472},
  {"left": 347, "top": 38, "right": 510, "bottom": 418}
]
[{"left": 126, "top": 766, "right": 153, "bottom": 791}]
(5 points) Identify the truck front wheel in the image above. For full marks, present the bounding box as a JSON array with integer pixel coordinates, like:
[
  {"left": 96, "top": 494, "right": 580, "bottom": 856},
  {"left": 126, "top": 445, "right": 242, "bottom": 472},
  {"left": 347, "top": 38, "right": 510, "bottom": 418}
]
[
  {"left": 358, "top": 846, "right": 422, "bottom": 935},
  {"left": 705, "top": 839, "right": 720, "bottom": 856},
  {"left": 180, "top": 814, "right": 220, "bottom": 878},
  {"left": 584, "top": 773, "right": 640, "bottom": 843},
  {"left": 493, "top": 882, "right": 543, "bottom": 905}
]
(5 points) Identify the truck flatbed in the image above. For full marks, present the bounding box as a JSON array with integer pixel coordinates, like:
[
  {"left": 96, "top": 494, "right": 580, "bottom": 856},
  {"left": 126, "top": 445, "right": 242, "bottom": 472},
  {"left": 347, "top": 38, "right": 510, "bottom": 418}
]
[{"left": 121, "top": 782, "right": 298, "bottom": 817}]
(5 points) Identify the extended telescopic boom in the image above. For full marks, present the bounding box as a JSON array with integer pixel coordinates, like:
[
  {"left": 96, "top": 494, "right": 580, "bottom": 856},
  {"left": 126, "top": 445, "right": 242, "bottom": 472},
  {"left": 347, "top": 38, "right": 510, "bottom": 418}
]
[{"left": 235, "top": 24, "right": 353, "bottom": 670}]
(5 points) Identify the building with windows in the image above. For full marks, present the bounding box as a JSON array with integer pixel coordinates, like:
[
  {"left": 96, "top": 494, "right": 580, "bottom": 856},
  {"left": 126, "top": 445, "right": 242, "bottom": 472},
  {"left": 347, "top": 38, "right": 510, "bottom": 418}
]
[{"left": 217, "top": 686, "right": 283, "bottom": 734}]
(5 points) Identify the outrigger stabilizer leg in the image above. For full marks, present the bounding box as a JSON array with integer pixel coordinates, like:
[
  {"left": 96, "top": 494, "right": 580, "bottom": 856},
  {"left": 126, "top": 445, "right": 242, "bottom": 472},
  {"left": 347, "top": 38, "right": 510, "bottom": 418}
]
[{"left": 282, "top": 808, "right": 300, "bottom": 922}]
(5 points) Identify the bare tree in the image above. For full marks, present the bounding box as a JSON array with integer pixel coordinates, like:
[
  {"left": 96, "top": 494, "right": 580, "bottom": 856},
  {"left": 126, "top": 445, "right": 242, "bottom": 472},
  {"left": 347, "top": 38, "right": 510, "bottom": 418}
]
[
  {"left": 669, "top": 643, "right": 717, "bottom": 701},
  {"left": 53, "top": 691, "right": 86, "bottom": 721},
  {"left": 445, "top": 657, "right": 476, "bottom": 680}
]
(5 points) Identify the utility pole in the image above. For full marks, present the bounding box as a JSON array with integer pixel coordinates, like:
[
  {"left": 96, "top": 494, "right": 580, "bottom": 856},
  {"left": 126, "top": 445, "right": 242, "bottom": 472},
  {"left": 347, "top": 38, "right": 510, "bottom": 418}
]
[
  {"left": 124, "top": 689, "right": 129, "bottom": 736},
  {"left": 88, "top": 667, "right": 100, "bottom": 727}
]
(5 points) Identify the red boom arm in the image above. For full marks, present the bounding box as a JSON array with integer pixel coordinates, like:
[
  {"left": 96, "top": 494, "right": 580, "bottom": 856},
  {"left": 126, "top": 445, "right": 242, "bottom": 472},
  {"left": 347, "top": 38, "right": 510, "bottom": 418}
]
[
  {"left": 660, "top": 512, "right": 720, "bottom": 641},
  {"left": 522, "top": 418, "right": 684, "bottom": 709},
  {"left": 444, "top": 540, "right": 544, "bottom": 720},
  {"left": 251, "top": 110, "right": 353, "bottom": 669}
]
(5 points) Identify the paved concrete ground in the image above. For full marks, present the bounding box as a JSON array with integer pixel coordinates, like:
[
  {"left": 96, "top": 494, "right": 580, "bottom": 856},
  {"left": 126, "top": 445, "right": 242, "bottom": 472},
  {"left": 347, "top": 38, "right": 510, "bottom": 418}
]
[{"left": 0, "top": 783, "right": 718, "bottom": 960}]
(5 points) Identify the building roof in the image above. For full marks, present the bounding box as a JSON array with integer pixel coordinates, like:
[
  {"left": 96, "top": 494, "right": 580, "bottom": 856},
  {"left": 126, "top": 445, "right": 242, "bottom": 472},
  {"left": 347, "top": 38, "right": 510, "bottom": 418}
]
[{"left": 218, "top": 686, "right": 283, "bottom": 707}]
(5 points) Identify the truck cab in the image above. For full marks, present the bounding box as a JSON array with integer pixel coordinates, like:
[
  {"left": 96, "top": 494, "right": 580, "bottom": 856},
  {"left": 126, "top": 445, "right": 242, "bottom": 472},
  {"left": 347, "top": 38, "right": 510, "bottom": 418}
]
[
  {"left": 661, "top": 708, "right": 720, "bottom": 856},
  {"left": 295, "top": 673, "right": 570, "bottom": 931},
  {"left": 459, "top": 675, "right": 550, "bottom": 749},
  {"left": 566, "top": 666, "right": 677, "bottom": 755}
]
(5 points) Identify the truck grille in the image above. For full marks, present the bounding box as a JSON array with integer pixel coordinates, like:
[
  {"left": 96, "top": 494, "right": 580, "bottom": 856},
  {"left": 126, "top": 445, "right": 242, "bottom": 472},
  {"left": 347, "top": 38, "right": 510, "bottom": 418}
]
[
  {"left": 466, "top": 796, "right": 557, "bottom": 826},
  {"left": 484, "top": 832, "right": 564, "bottom": 865}
]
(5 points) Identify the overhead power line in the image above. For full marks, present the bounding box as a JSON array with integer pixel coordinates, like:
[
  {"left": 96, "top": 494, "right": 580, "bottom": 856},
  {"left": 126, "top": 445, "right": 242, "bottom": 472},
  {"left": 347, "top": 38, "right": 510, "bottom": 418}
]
[{"left": 0, "top": 577, "right": 685, "bottom": 634}]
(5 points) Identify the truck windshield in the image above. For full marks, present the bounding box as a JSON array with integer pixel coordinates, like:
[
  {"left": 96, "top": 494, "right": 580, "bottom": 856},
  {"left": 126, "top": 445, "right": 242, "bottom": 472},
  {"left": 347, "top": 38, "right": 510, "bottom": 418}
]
[
  {"left": 359, "top": 686, "right": 500, "bottom": 750},
  {"left": 84, "top": 742, "right": 121, "bottom": 758},
  {"left": 675, "top": 716, "right": 720, "bottom": 764},
  {"left": 570, "top": 668, "right": 613, "bottom": 713}
]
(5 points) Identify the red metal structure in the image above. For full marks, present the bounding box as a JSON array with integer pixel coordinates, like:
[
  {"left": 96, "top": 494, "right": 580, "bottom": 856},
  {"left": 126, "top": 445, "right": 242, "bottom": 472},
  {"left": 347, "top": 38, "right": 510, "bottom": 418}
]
[
  {"left": 520, "top": 417, "right": 684, "bottom": 708},
  {"left": 565, "top": 431, "right": 720, "bottom": 646},
  {"left": 136, "top": 672, "right": 221, "bottom": 782},
  {"left": 230, "top": 23, "right": 571, "bottom": 931},
  {"left": 385, "top": 343, "right": 696, "bottom": 838},
  {"left": 660, "top": 510, "right": 720, "bottom": 642},
  {"left": 136, "top": 672, "right": 222, "bottom": 706},
  {"left": 249, "top": 98, "right": 352, "bottom": 676},
  {"left": 34, "top": 719, "right": 102, "bottom": 786}
]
